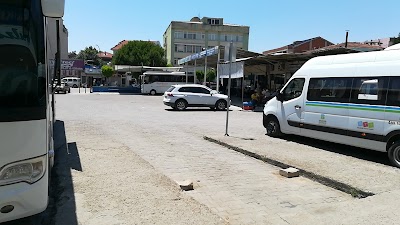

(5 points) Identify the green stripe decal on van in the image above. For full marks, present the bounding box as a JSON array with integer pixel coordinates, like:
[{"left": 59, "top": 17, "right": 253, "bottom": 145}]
[{"left": 306, "top": 102, "right": 400, "bottom": 113}]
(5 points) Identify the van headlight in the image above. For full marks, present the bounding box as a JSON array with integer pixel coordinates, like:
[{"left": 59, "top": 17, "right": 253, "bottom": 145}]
[{"left": 0, "top": 155, "right": 46, "bottom": 186}]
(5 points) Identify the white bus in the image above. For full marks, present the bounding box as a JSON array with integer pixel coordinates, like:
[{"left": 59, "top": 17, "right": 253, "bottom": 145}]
[
  {"left": 0, "top": 0, "right": 65, "bottom": 223},
  {"left": 263, "top": 48, "right": 400, "bottom": 168},
  {"left": 140, "top": 71, "right": 194, "bottom": 95}
]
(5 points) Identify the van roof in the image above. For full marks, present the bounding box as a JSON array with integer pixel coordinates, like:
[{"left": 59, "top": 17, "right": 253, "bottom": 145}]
[{"left": 293, "top": 49, "right": 400, "bottom": 78}]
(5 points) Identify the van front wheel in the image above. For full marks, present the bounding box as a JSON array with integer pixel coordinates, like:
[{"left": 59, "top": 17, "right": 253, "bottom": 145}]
[
  {"left": 265, "top": 117, "right": 283, "bottom": 137},
  {"left": 388, "top": 141, "right": 400, "bottom": 168}
]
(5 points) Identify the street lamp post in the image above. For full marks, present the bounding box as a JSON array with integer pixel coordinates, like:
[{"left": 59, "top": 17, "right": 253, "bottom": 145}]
[{"left": 202, "top": 47, "right": 207, "bottom": 85}]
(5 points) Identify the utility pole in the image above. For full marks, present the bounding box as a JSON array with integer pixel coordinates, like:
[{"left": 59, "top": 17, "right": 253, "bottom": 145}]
[{"left": 345, "top": 30, "right": 349, "bottom": 48}]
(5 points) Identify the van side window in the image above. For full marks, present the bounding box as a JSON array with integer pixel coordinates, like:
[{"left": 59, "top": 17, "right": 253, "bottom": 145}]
[
  {"left": 307, "top": 78, "right": 351, "bottom": 102},
  {"left": 350, "top": 77, "right": 387, "bottom": 105},
  {"left": 386, "top": 77, "right": 400, "bottom": 107},
  {"left": 282, "top": 78, "right": 305, "bottom": 101}
]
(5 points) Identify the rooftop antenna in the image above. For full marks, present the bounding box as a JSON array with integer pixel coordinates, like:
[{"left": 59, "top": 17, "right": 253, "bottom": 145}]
[{"left": 345, "top": 30, "right": 349, "bottom": 48}]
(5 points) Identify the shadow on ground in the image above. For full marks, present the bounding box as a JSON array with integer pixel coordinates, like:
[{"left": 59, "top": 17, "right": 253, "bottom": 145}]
[
  {"left": 279, "top": 134, "right": 391, "bottom": 166},
  {"left": 2, "top": 120, "right": 81, "bottom": 225}
]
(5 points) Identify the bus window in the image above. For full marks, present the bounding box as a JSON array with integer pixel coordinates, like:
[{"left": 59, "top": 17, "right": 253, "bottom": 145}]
[
  {"left": 358, "top": 79, "right": 378, "bottom": 100},
  {"left": 387, "top": 77, "right": 400, "bottom": 107},
  {"left": 282, "top": 78, "right": 305, "bottom": 101},
  {"left": 308, "top": 77, "right": 351, "bottom": 103},
  {"left": 350, "top": 77, "right": 387, "bottom": 105}
]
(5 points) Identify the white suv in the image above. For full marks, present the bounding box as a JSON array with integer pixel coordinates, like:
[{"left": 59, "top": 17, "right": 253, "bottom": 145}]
[{"left": 163, "top": 84, "right": 229, "bottom": 111}]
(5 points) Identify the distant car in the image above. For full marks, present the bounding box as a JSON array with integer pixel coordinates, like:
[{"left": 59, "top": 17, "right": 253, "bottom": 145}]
[
  {"left": 55, "top": 81, "right": 70, "bottom": 94},
  {"left": 62, "top": 77, "right": 81, "bottom": 88},
  {"left": 163, "top": 84, "right": 229, "bottom": 111}
]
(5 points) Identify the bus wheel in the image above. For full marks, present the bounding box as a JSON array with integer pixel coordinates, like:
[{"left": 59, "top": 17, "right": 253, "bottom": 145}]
[
  {"left": 265, "top": 117, "right": 283, "bottom": 137},
  {"left": 150, "top": 90, "right": 157, "bottom": 95},
  {"left": 388, "top": 141, "right": 400, "bottom": 168}
]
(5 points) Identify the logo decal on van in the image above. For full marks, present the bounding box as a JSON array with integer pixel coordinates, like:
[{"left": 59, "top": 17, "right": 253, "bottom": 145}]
[
  {"left": 319, "top": 114, "right": 327, "bottom": 125},
  {"left": 357, "top": 121, "right": 374, "bottom": 130}
]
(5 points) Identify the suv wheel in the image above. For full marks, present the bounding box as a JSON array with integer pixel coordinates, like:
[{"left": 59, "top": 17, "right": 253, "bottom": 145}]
[
  {"left": 216, "top": 100, "right": 227, "bottom": 111},
  {"left": 175, "top": 99, "right": 187, "bottom": 111}
]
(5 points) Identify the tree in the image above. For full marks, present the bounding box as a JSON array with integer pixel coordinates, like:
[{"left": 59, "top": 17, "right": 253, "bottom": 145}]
[
  {"left": 101, "top": 65, "right": 113, "bottom": 78},
  {"left": 77, "top": 46, "right": 102, "bottom": 66},
  {"left": 393, "top": 33, "right": 400, "bottom": 45},
  {"left": 207, "top": 69, "right": 216, "bottom": 83},
  {"left": 195, "top": 70, "right": 204, "bottom": 83},
  {"left": 112, "top": 41, "right": 167, "bottom": 66},
  {"left": 68, "top": 51, "right": 77, "bottom": 59}
]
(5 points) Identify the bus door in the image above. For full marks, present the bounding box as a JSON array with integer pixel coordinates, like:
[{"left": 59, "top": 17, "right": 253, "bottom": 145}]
[{"left": 277, "top": 78, "right": 305, "bottom": 134}]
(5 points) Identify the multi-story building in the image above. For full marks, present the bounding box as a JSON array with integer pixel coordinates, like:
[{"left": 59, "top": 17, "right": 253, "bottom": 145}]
[{"left": 163, "top": 16, "right": 250, "bottom": 66}]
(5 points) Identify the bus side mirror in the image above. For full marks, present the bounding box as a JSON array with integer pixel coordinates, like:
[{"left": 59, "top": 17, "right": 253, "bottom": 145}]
[{"left": 276, "top": 92, "right": 284, "bottom": 102}]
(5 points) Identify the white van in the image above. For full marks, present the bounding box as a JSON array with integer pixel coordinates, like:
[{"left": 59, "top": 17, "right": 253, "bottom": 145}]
[
  {"left": 263, "top": 49, "right": 400, "bottom": 168},
  {"left": 62, "top": 77, "right": 81, "bottom": 88}
]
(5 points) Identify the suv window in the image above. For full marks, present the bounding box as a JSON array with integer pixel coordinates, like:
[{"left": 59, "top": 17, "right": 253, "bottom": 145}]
[
  {"left": 178, "top": 87, "right": 195, "bottom": 93},
  {"left": 166, "top": 86, "right": 175, "bottom": 92},
  {"left": 197, "top": 87, "right": 211, "bottom": 94},
  {"left": 282, "top": 78, "right": 305, "bottom": 101}
]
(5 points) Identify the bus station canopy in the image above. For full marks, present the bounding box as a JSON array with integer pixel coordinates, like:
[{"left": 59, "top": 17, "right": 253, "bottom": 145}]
[{"left": 114, "top": 65, "right": 183, "bottom": 73}]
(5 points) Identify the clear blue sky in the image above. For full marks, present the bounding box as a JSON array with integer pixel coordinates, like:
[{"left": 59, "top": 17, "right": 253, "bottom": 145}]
[{"left": 64, "top": 0, "right": 400, "bottom": 54}]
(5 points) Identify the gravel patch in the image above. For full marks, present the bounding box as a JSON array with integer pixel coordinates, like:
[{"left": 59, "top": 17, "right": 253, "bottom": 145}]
[{"left": 52, "top": 121, "right": 224, "bottom": 225}]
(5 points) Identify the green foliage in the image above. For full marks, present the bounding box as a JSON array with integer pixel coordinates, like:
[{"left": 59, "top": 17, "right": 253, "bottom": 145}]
[
  {"left": 195, "top": 70, "right": 204, "bottom": 83},
  {"left": 393, "top": 33, "right": 400, "bottom": 45},
  {"left": 77, "top": 46, "right": 103, "bottom": 66},
  {"left": 166, "top": 63, "right": 173, "bottom": 67},
  {"left": 101, "top": 65, "right": 113, "bottom": 78},
  {"left": 207, "top": 69, "right": 216, "bottom": 82},
  {"left": 112, "top": 41, "right": 167, "bottom": 66},
  {"left": 68, "top": 51, "right": 77, "bottom": 59}
]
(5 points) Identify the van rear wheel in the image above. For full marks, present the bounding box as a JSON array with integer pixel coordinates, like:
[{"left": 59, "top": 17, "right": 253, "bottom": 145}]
[
  {"left": 388, "top": 141, "right": 400, "bottom": 168},
  {"left": 265, "top": 117, "right": 283, "bottom": 137}
]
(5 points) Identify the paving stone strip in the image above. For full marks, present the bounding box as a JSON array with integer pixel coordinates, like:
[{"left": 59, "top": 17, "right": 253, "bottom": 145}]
[{"left": 203, "top": 136, "right": 375, "bottom": 199}]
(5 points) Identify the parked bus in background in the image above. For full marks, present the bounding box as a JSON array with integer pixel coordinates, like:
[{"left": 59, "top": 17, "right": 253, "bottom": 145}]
[
  {"left": 140, "top": 71, "right": 194, "bottom": 95},
  {"left": 0, "top": 0, "right": 65, "bottom": 223},
  {"left": 263, "top": 48, "right": 400, "bottom": 168}
]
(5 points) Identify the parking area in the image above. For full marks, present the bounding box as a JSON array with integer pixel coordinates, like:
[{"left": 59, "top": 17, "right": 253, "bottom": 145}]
[{"left": 46, "top": 93, "right": 400, "bottom": 224}]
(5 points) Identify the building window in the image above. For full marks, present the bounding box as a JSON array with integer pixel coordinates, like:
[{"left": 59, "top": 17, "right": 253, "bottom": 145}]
[
  {"left": 208, "top": 19, "right": 220, "bottom": 25},
  {"left": 174, "top": 31, "right": 184, "bottom": 39},
  {"left": 173, "top": 58, "right": 182, "bottom": 65},
  {"left": 175, "top": 44, "right": 184, "bottom": 52},
  {"left": 208, "top": 33, "right": 217, "bottom": 41}
]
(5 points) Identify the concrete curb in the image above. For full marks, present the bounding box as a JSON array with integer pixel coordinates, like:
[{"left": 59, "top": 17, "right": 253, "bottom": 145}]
[{"left": 203, "top": 136, "right": 374, "bottom": 199}]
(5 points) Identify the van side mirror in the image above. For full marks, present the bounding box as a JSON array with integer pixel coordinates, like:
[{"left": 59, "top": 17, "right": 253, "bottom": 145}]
[{"left": 276, "top": 92, "right": 284, "bottom": 102}]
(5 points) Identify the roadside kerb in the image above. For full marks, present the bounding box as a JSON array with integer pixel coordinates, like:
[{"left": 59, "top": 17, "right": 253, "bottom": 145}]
[{"left": 204, "top": 136, "right": 374, "bottom": 199}]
